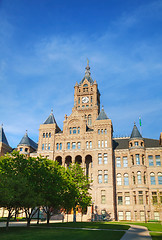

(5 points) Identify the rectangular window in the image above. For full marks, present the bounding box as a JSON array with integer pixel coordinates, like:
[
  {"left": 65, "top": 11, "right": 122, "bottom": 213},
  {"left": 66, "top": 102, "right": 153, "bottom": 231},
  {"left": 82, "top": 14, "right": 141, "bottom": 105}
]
[
  {"left": 156, "top": 155, "right": 161, "bottom": 166},
  {"left": 136, "top": 154, "right": 140, "bottom": 165},
  {"left": 45, "top": 143, "right": 47, "bottom": 150},
  {"left": 133, "top": 195, "right": 137, "bottom": 204},
  {"left": 104, "top": 153, "right": 108, "bottom": 164},
  {"left": 134, "top": 211, "right": 137, "bottom": 221},
  {"left": 77, "top": 142, "right": 81, "bottom": 149},
  {"left": 102, "top": 140, "right": 104, "bottom": 148},
  {"left": 46, "top": 133, "right": 48, "bottom": 138},
  {"left": 73, "top": 127, "right": 77, "bottom": 134},
  {"left": 152, "top": 192, "right": 158, "bottom": 204},
  {"left": 101, "top": 190, "right": 106, "bottom": 204},
  {"left": 69, "top": 128, "right": 72, "bottom": 134},
  {"left": 118, "top": 196, "right": 123, "bottom": 205},
  {"left": 98, "top": 140, "right": 100, "bottom": 148},
  {"left": 98, "top": 171, "right": 102, "bottom": 184},
  {"left": 104, "top": 170, "right": 108, "bottom": 183},
  {"left": 90, "top": 141, "right": 92, "bottom": 149},
  {"left": 158, "top": 173, "right": 162, "bottom": 185},
  {"left": 125, "top": 196, "right": 130, "bottom": 205},
  {"left": 123, "top": 156, "right": 128, "bottom": 167},
  {"left": 48, "top": 143, "right": 50, "bottom": 150},
  {"left": 116, "top": 157, "right": 121, "bottom": 167},
  {"left": 117, "top": 174, "right": 122, "bottom": 186},
  {"left": 118, "top": 211, "right": 123, "bottom": 220},
  {"left": 49, "top": 132, "right": 51, "bottom": 138},
  {"left": 72, "top": 142, "right": 76, "bottom": 149},
  {"left": 105, "top": 129, "right": 107, "bottom": 134},
  {"left": 105, "top": 140, "right": 107, "bottom": 147},
  {"left": 126, "top": 211, "right": 131, "bottom": 220},
  {"left": 139, "top": 194, "right": 143, "bottom": 205},
  {"left": 67, "top": 142, "right": 70, "bottom": 150},
  {"left": 98, "top": 129, "right": 100, "bottom": 134},
  {"left": 101, "top": 129, "right": 103, "bottom": 134},
  {"left": 60, "top": 143, "right": 62, "bottom": 150},
  {"left": 124, "top": 175, "right": 129, "bottom": 186},
  {"left": 78, "top": 127, "right": 80, "bottom": 134},
  {"left": 148, "top": 155, "right": 154, "bottom": 166},
  {"left": 43, "top": 133, "right": 45, "bottom": 138},
  {"left": 98, "top": 153, "right": 102, "bottom": 164},
  {"left": 154, "top": 212, "right": 160, "bottom": 221},
  {"left": 42, "top": 144, "right": 44, "bottom": 150},
  {"left": 86, "top": 141, "right": 89, "bottom": 149},
  {"left": 160, "top": 192, "right": 162, "bottom": 204},
  {"left": 140, "top": 211, "right": 145, "bottom": 221}
]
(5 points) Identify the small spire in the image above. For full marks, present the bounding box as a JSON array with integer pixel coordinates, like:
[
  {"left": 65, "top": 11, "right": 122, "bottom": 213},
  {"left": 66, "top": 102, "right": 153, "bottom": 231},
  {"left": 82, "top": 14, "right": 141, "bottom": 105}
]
[
  {"left": 85, "top": 58, "right": 91, "bottom": 76},
  {"left": 134, "top": 121, "right": 136, "bottom": 126},
  {"left": 25, "top": 130, "right": 28, "bottom": 135},
  {"left": 1, "top": 123, "right": 3, "bottom": 128},
  {"left": 51, "top": 108, "right": 53, "bottom": 114},
  {"left": 102, "top": 105, "right": 104, "bottom": 110}
]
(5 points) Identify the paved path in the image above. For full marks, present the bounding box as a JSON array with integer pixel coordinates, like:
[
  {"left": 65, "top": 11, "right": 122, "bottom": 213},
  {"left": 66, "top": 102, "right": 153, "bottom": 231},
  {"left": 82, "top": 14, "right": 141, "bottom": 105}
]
[{"left": 120, "top": 224, "right": 152, "bottom": 240}]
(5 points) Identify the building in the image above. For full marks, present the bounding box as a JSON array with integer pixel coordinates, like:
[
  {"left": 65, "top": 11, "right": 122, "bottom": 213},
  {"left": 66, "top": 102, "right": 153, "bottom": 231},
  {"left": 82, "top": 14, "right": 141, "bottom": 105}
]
[{"left": 1, "top": 62, "right": 162, "bottom": 221}]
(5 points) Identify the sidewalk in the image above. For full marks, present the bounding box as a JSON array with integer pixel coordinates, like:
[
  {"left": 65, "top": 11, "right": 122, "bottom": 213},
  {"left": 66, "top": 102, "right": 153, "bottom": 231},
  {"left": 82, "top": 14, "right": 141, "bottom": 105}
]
[{"left": 120, "top": 224, "right": 152, "bottom": 240}]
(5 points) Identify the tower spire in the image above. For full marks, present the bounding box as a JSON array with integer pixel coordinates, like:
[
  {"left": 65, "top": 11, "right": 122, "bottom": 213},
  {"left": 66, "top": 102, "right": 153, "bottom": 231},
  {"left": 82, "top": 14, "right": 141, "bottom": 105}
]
[{"left": 85, "top": 58, "right": 91, "bottom": 76}]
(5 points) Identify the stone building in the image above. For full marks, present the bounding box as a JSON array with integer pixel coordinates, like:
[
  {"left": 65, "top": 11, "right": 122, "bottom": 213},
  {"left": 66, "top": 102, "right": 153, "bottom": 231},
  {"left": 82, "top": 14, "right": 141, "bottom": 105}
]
[{"left": 1, "top": 62, "right": 162, "bottom": 221}]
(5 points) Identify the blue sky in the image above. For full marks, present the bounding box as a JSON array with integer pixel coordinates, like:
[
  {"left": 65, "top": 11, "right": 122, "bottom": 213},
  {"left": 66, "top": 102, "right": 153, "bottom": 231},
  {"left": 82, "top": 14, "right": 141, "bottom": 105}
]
[{"left": 0, "top": 0, "right": 162, "bottom": 147}]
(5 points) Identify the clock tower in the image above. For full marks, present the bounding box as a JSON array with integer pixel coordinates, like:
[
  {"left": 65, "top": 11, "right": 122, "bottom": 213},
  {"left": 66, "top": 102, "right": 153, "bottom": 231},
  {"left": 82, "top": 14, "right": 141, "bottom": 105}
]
[{"left": 74, "top": 60, "right": 100, "bottom": 127}]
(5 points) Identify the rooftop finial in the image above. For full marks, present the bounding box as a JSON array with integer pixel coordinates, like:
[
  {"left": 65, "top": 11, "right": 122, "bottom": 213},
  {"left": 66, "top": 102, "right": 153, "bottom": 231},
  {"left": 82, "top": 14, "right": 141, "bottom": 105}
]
[
  {"left": 51, "top": 108, "right": 53, "bottom": 114},
  {"left": 102, "top": 105, "right": 104, "bottom": 110},
  {"left": 25, "top": 130, "right": 28, "bottom": 135},
  {"left": 85, "top": 58, "right": 91, "bottom": 76},
  {"left": 134, "top": 121, "right": 136, "bottom": 126},
  {"left": 1, "top": 123, "right": 3, "bottom": 128}
]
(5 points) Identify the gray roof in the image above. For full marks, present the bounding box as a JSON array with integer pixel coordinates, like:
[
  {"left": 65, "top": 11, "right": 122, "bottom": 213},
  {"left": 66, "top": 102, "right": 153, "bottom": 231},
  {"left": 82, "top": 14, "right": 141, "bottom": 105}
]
[
  {"left": 96, "top": 106, "right": 109, "bottom": 120},
  {"left": 113, "top": 137, "right": 161, "bottom": 150},
  {"left": 0, "top": 125, "right": 10, "bottom": 146},
  {"left": 44, "top": 112, "right": 57, "bottom": 124},
  {"left": 18, "top": 132, "right": 38, "bottom": 150},
  {"left": 79, "top": 61, "right": 94, "bottom": 85},
  {"left": 130, "top": 123, "right": 142, "bottom": 139}
]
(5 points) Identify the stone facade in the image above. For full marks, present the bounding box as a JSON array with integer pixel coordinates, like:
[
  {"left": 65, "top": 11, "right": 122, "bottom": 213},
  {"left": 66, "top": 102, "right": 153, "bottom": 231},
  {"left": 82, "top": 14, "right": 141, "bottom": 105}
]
[{"left": 1, "top": 62, "right": 162, "bottom": 221}]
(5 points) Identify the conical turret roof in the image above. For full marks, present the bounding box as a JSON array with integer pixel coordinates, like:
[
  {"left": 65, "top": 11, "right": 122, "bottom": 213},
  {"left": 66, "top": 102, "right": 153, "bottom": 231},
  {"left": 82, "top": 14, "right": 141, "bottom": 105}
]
[
  {"left": 130, "top": 122, "right": 142, "bottom": 139},
  {"left": 0, "top": 125, "right": 10, "bottom": 146},
  {"left": 43, "top": 110, "right": 57, "bottom": 124},
  {"left": 18, "top": 131, "right": 38, "bottom": 150},
  {"left": 96, "top": 106, "right": 109, "bottom": 120}
]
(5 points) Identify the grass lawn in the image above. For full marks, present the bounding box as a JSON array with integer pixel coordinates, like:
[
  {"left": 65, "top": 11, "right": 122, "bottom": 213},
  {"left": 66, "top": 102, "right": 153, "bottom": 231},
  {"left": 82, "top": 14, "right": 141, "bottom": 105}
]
[
  {"left": 34, "top": 221, "right": 130, "bottom": 230},
  {"left": 0, "top": 227, "right": 125, "bottom": 240},
  {"left": 150, "top": 232, "right": 162, "bottom": 240},
  {"left": 113, "top": 222, "right": 162, "bottom": 232}
]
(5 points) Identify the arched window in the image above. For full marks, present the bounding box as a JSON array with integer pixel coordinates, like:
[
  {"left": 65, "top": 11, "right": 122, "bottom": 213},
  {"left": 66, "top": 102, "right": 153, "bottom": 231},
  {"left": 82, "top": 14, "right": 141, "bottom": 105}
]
[
  {"left": 88, "top": 114, "right": 92, "bottom": 126},
  {"left": 137, "top": 171, "right": 142, "bottom": 184},
  {"left": 132, "top": 172, "right": 136, "bottom": 184},
  {"left": 144, "top": 172, "right": 146, "bottom": 184},
  {"left": 158, "top": 172, "right": 162, "bottom": 185},
  {"left": 56, "top": 143, "right": 59, "bottom": 150},
  {"left": 117, "top": 173, "right": 122, "bottom": 186},
  {"left": 124, "top": 173, "right": 129, "bottom": 186},
  {"left": 83, "top": 84, "right": 88, "bottom": 87},
  {"left": 150, "top": 172, "right": 156, "bottom": 185}
]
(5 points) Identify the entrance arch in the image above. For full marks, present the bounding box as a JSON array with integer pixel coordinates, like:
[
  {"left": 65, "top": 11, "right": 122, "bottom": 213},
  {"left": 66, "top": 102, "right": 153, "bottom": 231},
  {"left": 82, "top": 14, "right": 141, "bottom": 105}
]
[
  {"left": 75, "top": 155, "right": 82, "bottom": 165},
  {"left": 55, "top": 156, "right": 62, "bottom": 165},
  {"left": 85, "top": 155, "right": 92, "bottom": 177},
  {"left": 65, "top": 155, "right": 72, "bottom": 168}
]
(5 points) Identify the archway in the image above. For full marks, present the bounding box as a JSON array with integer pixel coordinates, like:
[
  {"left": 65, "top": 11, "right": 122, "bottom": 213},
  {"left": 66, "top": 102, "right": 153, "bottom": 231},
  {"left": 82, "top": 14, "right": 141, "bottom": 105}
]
[
  {"left": 75, "top": 155, "right": 82, "bottom": 165},
  {"left": 85, "top": 155, "right": 92, "bottom": 177},
  {"left": 65, "top": 155, "right": 72, "bottom": 168},
  {"left": 55, "top": 156, "right": 62, "bottom": 165}
]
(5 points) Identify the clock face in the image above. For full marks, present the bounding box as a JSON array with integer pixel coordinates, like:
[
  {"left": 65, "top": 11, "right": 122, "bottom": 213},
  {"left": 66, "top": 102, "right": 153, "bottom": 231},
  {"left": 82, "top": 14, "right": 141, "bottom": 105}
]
[{"left": 82, "top": 97, "right": 89, "bottom": 103}]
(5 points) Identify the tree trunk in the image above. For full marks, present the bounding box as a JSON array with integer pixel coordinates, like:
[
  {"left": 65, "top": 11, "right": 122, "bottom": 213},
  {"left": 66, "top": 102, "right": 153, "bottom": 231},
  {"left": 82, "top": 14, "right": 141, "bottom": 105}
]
[
  {"left": 47, "top": 210, "right": 50, "bottom": 225},
  {"left": 6, "top": 209, "right": 12, "bottom": 230}
]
